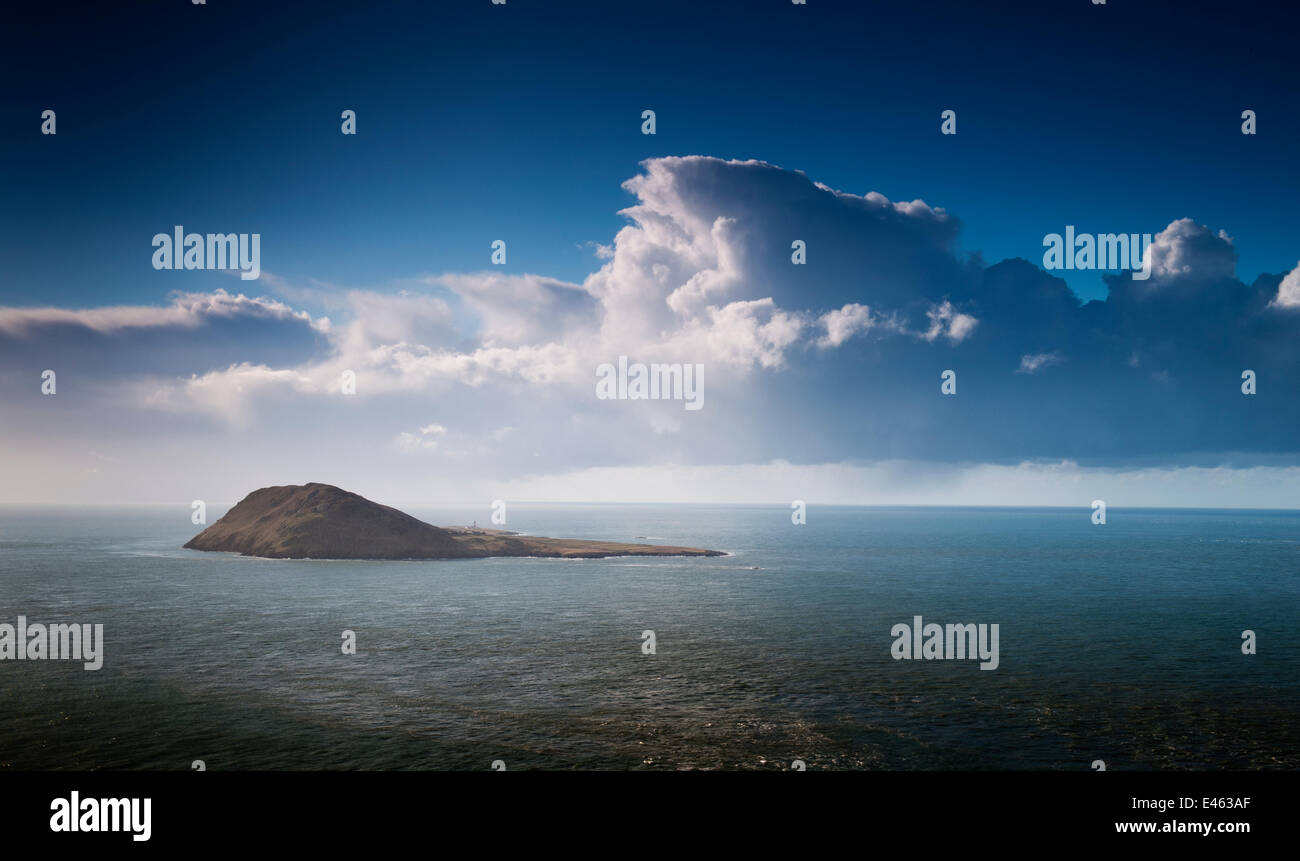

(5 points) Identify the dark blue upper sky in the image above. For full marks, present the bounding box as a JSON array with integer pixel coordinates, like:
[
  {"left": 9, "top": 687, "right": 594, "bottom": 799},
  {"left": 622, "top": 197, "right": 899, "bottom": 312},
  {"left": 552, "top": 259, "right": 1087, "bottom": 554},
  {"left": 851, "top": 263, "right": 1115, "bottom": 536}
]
[{"left": 4, "top": 0, "right": 1298, "bottom": 307}]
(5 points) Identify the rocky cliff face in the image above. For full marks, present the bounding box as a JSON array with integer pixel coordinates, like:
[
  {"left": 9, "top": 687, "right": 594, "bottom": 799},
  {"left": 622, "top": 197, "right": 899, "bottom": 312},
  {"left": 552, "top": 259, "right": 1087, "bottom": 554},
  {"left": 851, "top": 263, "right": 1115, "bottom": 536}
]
[{"left": 184, "top": 483, "right": 724, "bottom": 560}]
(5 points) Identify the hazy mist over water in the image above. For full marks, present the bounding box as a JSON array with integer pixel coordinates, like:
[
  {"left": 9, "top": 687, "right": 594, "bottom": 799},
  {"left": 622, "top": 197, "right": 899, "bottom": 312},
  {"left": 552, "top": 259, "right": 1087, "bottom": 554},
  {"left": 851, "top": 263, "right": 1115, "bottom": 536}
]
[{"left": 2, "top": 504, "right": 1296, "bottom": 770}]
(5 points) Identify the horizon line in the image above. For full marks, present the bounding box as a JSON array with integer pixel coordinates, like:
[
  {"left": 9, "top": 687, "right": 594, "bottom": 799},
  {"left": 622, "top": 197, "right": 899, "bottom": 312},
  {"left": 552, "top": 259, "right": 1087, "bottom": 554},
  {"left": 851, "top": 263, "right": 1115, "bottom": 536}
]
[{"left": 3, "top": 501, "right": 1298, "bottom": 513}]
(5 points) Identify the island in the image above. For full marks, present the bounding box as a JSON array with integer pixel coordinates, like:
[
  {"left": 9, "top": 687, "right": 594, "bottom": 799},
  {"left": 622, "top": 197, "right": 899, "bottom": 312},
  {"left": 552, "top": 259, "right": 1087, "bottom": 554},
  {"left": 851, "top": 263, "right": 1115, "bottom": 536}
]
[{"left": 183, "top": 483, "right": 725, "bottom": 560}]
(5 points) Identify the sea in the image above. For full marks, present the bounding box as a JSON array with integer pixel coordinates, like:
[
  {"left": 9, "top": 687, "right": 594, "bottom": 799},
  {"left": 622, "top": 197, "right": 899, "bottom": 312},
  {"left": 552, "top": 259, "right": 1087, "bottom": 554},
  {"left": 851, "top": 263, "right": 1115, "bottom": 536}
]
[{"left": 1, "top": 504, "right": 1296, "bottom": 770}]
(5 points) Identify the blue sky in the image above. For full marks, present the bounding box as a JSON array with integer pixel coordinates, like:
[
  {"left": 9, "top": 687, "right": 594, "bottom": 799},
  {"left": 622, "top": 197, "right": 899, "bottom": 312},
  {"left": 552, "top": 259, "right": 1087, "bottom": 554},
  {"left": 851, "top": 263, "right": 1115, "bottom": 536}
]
[
  {"left": 2, "top": 0, "right": 1299, "bottom": 506},
  {"left": 4, "top": 0, "right": 1298, "bottom": 306}
]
